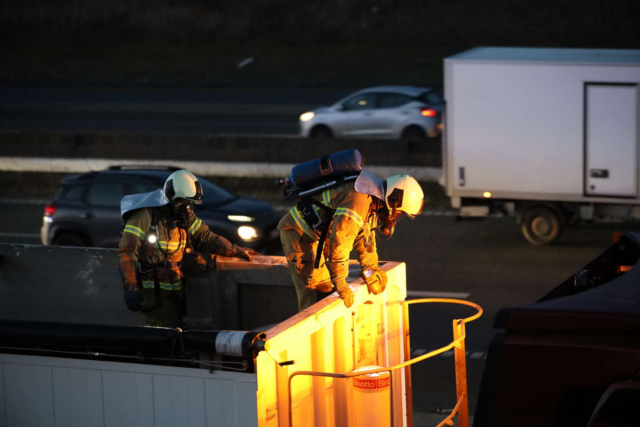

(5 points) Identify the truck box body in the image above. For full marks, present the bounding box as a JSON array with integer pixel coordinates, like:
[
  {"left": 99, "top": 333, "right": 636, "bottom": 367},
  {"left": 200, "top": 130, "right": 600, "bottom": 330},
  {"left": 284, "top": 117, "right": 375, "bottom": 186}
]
[
  {"left": 0, "top": 244, "right": 412, "bottom": 426},
  {"left": 444, "top": 47, "right": 640, "bottom": 205}
]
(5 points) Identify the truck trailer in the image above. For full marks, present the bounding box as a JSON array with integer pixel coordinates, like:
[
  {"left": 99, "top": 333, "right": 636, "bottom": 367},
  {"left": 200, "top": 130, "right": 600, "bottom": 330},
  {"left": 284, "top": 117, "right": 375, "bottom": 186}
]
[
  {"left": 443, "top": 47, "right": 640, "bottom": 244},
  {"left": 0, "top": 244, "right": 481, "bottom": 427}
]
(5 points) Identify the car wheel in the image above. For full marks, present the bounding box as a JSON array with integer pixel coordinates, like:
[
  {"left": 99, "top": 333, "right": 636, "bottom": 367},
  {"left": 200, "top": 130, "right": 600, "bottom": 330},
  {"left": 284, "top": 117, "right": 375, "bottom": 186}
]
[
  {"left": 310, "top": 125, "right": 332, "bottom": 139},
  {"left": 521, "top": 207, "right": 563, "bottom": 245},
  {"left": 53, "top": 233, "right": 86, "bottom": 247},
  {"left": 402, "top": 126, "right": 427, "bottom": 141}
]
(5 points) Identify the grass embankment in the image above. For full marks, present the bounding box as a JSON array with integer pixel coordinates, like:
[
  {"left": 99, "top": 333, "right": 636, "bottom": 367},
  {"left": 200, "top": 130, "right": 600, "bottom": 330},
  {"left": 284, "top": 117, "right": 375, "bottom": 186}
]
[{"left": 1, "top": 0, "right": 637, "bottom": 87}]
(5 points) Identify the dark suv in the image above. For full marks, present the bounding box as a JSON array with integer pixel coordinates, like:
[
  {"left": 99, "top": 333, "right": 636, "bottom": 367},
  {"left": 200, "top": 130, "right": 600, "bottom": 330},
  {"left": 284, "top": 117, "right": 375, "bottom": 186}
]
[{"left": 40, "top": 166, "right": 282, "bottom": 252}]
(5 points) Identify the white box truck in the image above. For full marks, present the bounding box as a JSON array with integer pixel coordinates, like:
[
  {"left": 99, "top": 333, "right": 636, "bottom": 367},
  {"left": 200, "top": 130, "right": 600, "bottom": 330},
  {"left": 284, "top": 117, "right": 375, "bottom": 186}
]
[{"left": 443, "top": 47, "right": 640, "bottom": 244}]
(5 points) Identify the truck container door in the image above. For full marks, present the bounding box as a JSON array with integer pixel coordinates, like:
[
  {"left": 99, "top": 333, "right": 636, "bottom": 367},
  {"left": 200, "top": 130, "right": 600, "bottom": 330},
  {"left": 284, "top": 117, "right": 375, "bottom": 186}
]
[{"left": 585, "top": 83, "right": 638, "bottom": 197}]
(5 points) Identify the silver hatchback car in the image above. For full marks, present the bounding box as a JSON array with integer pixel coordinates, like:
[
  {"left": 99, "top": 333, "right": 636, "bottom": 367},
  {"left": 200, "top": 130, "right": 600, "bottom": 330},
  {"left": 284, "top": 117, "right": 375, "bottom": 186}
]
[{"left": 299, "top": 86, "right": 443, "bottom": 140}]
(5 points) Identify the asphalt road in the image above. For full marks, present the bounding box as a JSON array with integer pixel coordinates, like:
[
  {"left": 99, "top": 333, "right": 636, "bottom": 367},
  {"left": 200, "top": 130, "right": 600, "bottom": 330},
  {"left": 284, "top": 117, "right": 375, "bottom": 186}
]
[
  {"left": 0, "top": 87, "right": 354, "bottom": 135},
  {"left": 0, "top": 202, "right": 631, "bottom": 419}
]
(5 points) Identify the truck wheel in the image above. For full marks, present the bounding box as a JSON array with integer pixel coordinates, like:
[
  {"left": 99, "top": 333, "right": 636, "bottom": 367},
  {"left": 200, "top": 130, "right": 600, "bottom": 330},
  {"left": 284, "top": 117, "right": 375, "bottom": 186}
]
[
  {"left": 53, "top": 233, "right": 86, "bottom": 247},
  {"left": 521, "top": 207, "right": 563, "bottom": 245}
]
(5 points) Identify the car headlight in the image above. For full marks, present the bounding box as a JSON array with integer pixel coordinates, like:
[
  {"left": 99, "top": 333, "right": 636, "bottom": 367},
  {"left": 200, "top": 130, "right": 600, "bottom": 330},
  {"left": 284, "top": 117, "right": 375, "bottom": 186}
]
[
  {"left": 228, "top": 215, "right": 255, "bottom": 223},
  {"left": 238, "top": 226, "right": 258, "bottom": 241},
  {"left": 299, "top": 112, "right": 315, "bottom": 122}
]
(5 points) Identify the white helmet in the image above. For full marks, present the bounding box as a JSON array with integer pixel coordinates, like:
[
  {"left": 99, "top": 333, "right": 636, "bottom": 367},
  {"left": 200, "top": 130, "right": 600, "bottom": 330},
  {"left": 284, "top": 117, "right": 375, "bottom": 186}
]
[
  {"left": 163, "top": 170, "right": 203, "bottom": 205},
  {"left": 384, "top": 175, "right": 424, "bottom": 219}
]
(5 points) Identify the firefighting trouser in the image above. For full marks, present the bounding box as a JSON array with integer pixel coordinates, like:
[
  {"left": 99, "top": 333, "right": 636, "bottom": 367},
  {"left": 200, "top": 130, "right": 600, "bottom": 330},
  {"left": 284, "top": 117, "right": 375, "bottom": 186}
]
[
  {"left": 140, "top": 288, "right": 182, "bottom": 328},
  {"left": 280, "top": 228, "right": 333, "bottom": 312}
]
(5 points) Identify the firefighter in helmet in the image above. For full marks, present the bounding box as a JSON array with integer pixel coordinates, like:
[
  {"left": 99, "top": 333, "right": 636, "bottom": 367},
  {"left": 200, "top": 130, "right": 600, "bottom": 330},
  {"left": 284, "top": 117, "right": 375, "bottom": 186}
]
[
  {"left": 118, "top": 170, "right": 258, "bottom": 327},
  {"left": 278, "top": 172, "right": 424, "bottom": 311}
]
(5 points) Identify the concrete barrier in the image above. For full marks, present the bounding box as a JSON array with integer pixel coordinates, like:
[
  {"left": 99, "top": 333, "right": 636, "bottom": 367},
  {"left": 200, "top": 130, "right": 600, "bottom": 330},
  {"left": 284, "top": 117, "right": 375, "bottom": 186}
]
[
  {"left": 0, "top": 156, "right": 442, "bottom": 182},
  {"left": 0, "top": 132, "right": 442, "bottom": 167}
]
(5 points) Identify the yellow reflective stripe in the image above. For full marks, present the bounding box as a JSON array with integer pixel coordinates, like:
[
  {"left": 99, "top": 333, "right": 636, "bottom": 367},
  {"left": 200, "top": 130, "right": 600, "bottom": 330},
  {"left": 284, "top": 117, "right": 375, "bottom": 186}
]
[
  {"left": 124, "top": 225, "right": 146, "bottom": 238},
  {"left": 141, "top": 280, "right": 183, "bottom": 291},
  {"left": 335, "top": 207, "right": 363, "bottom": 227},
  {"left": 154, "top": 240, "right": 184, "bottom": 250},
  {"left": 189, "top": 218, "right": 203, "bottom": 236},
  {"left": 322, "top": 190, "right": 331, "bottom": 207},
  {"left": 289, "top": 207, "right": 316, "bottom": 240}
]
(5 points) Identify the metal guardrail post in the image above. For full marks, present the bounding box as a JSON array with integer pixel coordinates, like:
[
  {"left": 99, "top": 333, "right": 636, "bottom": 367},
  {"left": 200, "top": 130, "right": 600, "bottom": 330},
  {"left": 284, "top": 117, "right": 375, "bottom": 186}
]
[
  {"left": 453, "top": 319, "right": 469, "bottom": 427},
  {"left": 402, "top": 301, "right": 414, "bottom": 427}
]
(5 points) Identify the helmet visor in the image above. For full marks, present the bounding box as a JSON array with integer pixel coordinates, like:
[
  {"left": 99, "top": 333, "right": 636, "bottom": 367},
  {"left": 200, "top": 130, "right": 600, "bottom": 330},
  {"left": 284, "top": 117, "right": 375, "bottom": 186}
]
[{"left": 186, "top": 181, "right": 203, "bottom": 204}]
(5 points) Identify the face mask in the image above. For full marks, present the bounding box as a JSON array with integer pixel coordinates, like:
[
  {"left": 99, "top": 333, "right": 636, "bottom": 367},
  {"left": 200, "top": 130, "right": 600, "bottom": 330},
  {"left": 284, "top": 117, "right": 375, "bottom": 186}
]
[
  {"left": 377, "top": 203, "right": 408, "bottom": 240},
  {"left": 174, "top": 201, "right": 194, "bottom": 228},
  {"left": 377, "top": 206, "right": 396, "bottom": 239}
]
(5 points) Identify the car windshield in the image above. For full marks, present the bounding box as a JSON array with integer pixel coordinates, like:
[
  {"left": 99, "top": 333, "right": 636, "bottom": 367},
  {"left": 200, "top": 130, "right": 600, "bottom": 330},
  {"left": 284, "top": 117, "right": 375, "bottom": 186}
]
[{"left": 196, "top": 175, "right": 236, "bottom": 206}]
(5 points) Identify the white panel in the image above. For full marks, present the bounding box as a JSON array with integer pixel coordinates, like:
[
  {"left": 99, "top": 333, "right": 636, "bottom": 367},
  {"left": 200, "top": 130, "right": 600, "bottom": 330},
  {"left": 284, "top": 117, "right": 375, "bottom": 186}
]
[
  {"left": 4, "top": 363, "right": 55, "bottom": 427},
  {"left": 205, "top": 379, "right": 225, "bottom": 427},
  {"left": 103, "top": 372, "right": 154, "bottom": 427},
  {"left": 0, "top": 365, "right": 6, "bottom": 427},
  {"left": 153, "top": 375, "right": 206, "bottom": 427},
  {"left": 234, "top": 381, "right": 258, "bottom": 427},
  {"left": 205, "top": 379, "right": 243, "bottom": 427},
  {"left": 53, "top": 367, "right": 104, "bottom": 427},
  {"left": 586, "top": 85, "right": 638, "bottom": 196}
]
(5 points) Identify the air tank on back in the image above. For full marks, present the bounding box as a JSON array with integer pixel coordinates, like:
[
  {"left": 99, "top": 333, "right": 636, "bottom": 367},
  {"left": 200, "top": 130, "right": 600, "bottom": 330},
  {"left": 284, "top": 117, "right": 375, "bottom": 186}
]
[{"left": 277, "top": 149, "right": 364, "bottom": 200}]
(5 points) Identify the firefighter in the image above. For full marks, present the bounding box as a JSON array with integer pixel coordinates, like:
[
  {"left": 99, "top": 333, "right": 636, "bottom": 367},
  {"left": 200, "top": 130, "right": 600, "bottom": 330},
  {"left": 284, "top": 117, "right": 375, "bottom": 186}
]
[
  {"left": 118, "top": 170, "right": 258, "bottom": 327},
  {"left": 278, "top": 172, "right": 424, "bottom": 311}
]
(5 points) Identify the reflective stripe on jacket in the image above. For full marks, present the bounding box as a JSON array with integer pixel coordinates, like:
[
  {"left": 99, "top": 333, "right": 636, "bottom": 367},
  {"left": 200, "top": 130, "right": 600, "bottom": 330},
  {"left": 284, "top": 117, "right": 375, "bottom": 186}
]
[
  {"left": 277, "top": 182, "right": 377, "bottom": 265},
  {"left": 283, "top": 189, "right": 335, "bottom": 241},
  {"left": 118, "top": 206, "right": 236, "bottom": 291},
  {"left": 141, "top": 279, "right": 183, "bottom": 291}
]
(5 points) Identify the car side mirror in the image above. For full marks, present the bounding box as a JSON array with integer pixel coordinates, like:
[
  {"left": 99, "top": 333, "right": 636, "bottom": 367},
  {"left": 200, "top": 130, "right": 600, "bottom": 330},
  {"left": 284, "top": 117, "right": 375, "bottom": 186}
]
[{"left": 336, "top": 104, "right": 345, "bottom": 111}]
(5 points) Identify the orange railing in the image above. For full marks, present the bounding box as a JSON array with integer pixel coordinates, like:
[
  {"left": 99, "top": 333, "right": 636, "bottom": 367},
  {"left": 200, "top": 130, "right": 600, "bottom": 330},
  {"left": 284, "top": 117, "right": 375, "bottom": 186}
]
[{"left": 288, "top": 298, "right": 483, "bottom": 427}]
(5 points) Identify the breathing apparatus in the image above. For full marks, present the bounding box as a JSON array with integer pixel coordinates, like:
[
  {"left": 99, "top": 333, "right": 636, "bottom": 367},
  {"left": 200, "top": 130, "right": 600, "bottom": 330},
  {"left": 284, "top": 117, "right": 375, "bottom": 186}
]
[{"left": 172, "top": 200, "right": 194, "bottom": 228}]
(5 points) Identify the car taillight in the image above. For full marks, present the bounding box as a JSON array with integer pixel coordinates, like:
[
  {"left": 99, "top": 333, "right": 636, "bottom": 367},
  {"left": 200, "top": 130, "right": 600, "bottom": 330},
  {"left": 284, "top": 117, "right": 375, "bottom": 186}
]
[
  {"left": 421, "top": 108, "right": 437, "bottom": 117},
  {"left": 44, "top": 205, "right": 56, "bottom": 217}
]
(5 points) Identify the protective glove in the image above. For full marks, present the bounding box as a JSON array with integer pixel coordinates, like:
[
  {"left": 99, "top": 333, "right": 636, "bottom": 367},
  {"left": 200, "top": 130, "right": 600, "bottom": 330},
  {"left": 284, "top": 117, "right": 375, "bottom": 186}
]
[
  {"left": 374, "top": 267, "right": 387, "bottom": 285},
  {"left": 315, "top": 281, "right": 334, "bottom": 293},
  {"left": 327, "top": 260, "right": 354, "bottom": 308},
  {"left": 371, "top": 267, "right": 388, "bottom": 295},
  {"left": 358, "top": 251, "right": 388, "bottom": 295},
  {"left": 118, "top": 260, "right": 141, "bottom": 312},
  {"left": 335, "top": 279, "right": 354, "bottom": 308},
  {"left": 123, "top": 286, "right": 142, "bottom": 312},
  {"left": 233, "top": 245, "right": 260, "bottom": 261},
  {"left": 211, "top": 235, "right": 259, "bottom": 261}
]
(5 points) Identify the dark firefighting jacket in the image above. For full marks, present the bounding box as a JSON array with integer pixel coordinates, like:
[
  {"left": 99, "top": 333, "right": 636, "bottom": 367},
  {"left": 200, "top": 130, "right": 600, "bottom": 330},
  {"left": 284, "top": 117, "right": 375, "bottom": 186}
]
[
  {"left": 277, "top": 181, "right": 380, "bottom": 281},
  {"left": 118, "top": 206, "right": 240, "bottom": 291}
]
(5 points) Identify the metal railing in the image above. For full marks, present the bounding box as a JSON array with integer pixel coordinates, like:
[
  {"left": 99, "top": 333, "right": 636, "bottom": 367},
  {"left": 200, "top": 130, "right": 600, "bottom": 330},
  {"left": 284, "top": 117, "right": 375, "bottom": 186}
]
[{"left": 287, "top": 298, "right": 483, "bottom": 427}]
